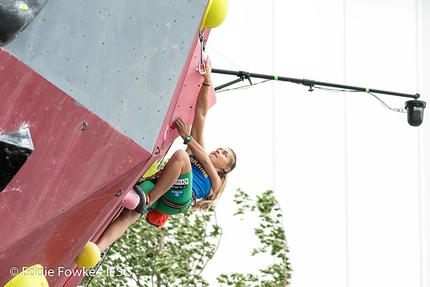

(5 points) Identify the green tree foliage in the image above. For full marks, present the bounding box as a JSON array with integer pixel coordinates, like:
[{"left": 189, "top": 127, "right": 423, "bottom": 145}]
[
  {"left": 217, "top": 189, "right": 292, "bottom": 287},
  {"left": 80, "top": 189, "right": 291, "bottom": 287}
]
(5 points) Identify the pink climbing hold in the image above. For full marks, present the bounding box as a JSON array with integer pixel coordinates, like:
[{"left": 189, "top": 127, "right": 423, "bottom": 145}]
[{"left": 121, "top": 188, "right": 140, "bottom": 210}]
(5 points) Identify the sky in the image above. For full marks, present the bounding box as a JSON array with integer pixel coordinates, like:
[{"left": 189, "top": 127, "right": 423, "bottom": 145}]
[{"left": 167, "top": 1, "right": 430, "bottom": 286}]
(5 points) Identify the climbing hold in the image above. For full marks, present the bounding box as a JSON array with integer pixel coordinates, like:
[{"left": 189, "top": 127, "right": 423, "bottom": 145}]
[
  {"left": 200, "top": 0, "right": 229, "bottom": 29},
  {"left": 121, "top": 188, "right": 141, "bottom": 210},
  {"left": 74, "top": 242, "right": 100, "bottom": 269},
  {"left": 0, "top": 127, "right": 34, "bottom": 191},
  {"left": 122, "top": 161, "right": 158, "bottom": 210},
  {"left": 4, "top": 264, "right": 49, "bottom": 287},
  {"left": 143, "top": 160, "right": 159, "bottom": 178},
  {"left": 0, "top": 0, "right": 49, "bottom": 46},
  {"left": 18, "top": 4, "right": 29, "bottom": 11}
]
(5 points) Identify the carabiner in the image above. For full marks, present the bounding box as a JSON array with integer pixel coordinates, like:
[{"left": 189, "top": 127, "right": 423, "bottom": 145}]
[{"left": 197, "top": 30, "right": 206, "bottom": 75}]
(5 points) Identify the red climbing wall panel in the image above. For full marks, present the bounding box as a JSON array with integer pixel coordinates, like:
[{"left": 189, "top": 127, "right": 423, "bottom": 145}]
[{"left": 0, "top": 27, "right": 216, "bottom": 286}]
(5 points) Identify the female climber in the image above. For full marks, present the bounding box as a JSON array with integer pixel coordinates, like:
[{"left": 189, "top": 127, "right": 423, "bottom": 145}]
[{"left": 95, "top": 57, "right": 237, "bottom": 253}]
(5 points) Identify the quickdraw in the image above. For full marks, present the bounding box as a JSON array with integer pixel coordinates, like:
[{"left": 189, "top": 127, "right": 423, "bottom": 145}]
[{"left": 197, "top": 30, "right": 206, "bottom": 75}]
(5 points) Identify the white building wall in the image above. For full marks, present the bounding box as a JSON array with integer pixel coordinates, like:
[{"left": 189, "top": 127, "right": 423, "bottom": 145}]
[
  {"left": 420, "top": 0, "right": 430, "bottom": 286},
  {"left": 196, "top": 0, "right": 430, "bottom": 286}
]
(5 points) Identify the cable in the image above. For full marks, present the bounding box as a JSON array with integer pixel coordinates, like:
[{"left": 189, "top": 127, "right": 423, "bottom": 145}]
[
  {"left": 84, "top": 242, "right": 114, "bottom": 287},
  {"left": 312, "top": 85, "right": 406, "bottom": 113},
  {"left": 215, "top": 78, "right": 407, "bottom": 114},
  {"left": 214, "top": 79, "right": 271, "bottom": 93},
  {"left": 368, "top": 92, "right": 406, "bottom": 113},
  {"left": 205, "top": 43, "right": 246, "bottom": 71}
]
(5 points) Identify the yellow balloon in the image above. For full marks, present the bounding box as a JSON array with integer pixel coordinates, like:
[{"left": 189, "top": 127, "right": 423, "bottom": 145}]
[
  {"left": 4, "top": 264, "right": 49, "bottom": 287},
  {"left": 74, "top": 242, "right": 100, "bottom": 269},
  {"left": 201, "top": 0, "right": 229, "bottom": 29}
]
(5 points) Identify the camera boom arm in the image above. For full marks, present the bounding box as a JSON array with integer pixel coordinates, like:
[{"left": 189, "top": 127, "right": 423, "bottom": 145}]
[
  {"left": 211, "top": 68, "right": 419, "bottom": 99},
  {"left": 211, "top": 68, "right": 426, "bottom": 126}
]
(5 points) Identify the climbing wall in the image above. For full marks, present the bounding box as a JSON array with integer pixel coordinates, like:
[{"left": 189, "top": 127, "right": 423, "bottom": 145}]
[
  {"left": 0, "top": 0, "right": 217, "bottom": 286},
  {"left": 4, "top": 0, "right": 206, "bottom": 152}
]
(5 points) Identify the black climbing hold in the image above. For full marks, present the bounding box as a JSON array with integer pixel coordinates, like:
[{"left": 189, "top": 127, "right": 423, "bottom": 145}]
[
  {"left": 0, "top": 128, "right": 34, "bottom": 191},
  {"left": 0, "top": 0, "right": 49, "bottom": 46}
]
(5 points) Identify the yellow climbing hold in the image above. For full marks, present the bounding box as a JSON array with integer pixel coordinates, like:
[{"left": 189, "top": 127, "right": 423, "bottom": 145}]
[
  {"left": 143, "top": 160, "right": 159, "bottom": 177},
  {"left": 200, "top": 0, "right": 229, "bottom": 29},
  {"left": 74, "top": 242, "right": 100, "bottom": 269},
  {"left": 19, "top": 3, "right": 29, "bottom": 11},
  {"left": 4, "top": 264, "right": 49, "bottom": 287}
]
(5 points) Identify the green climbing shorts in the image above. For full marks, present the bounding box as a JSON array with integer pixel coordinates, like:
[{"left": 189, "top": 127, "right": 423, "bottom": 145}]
[{"left": 138, "top": 171, "right": 193, "bottom": 216}]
